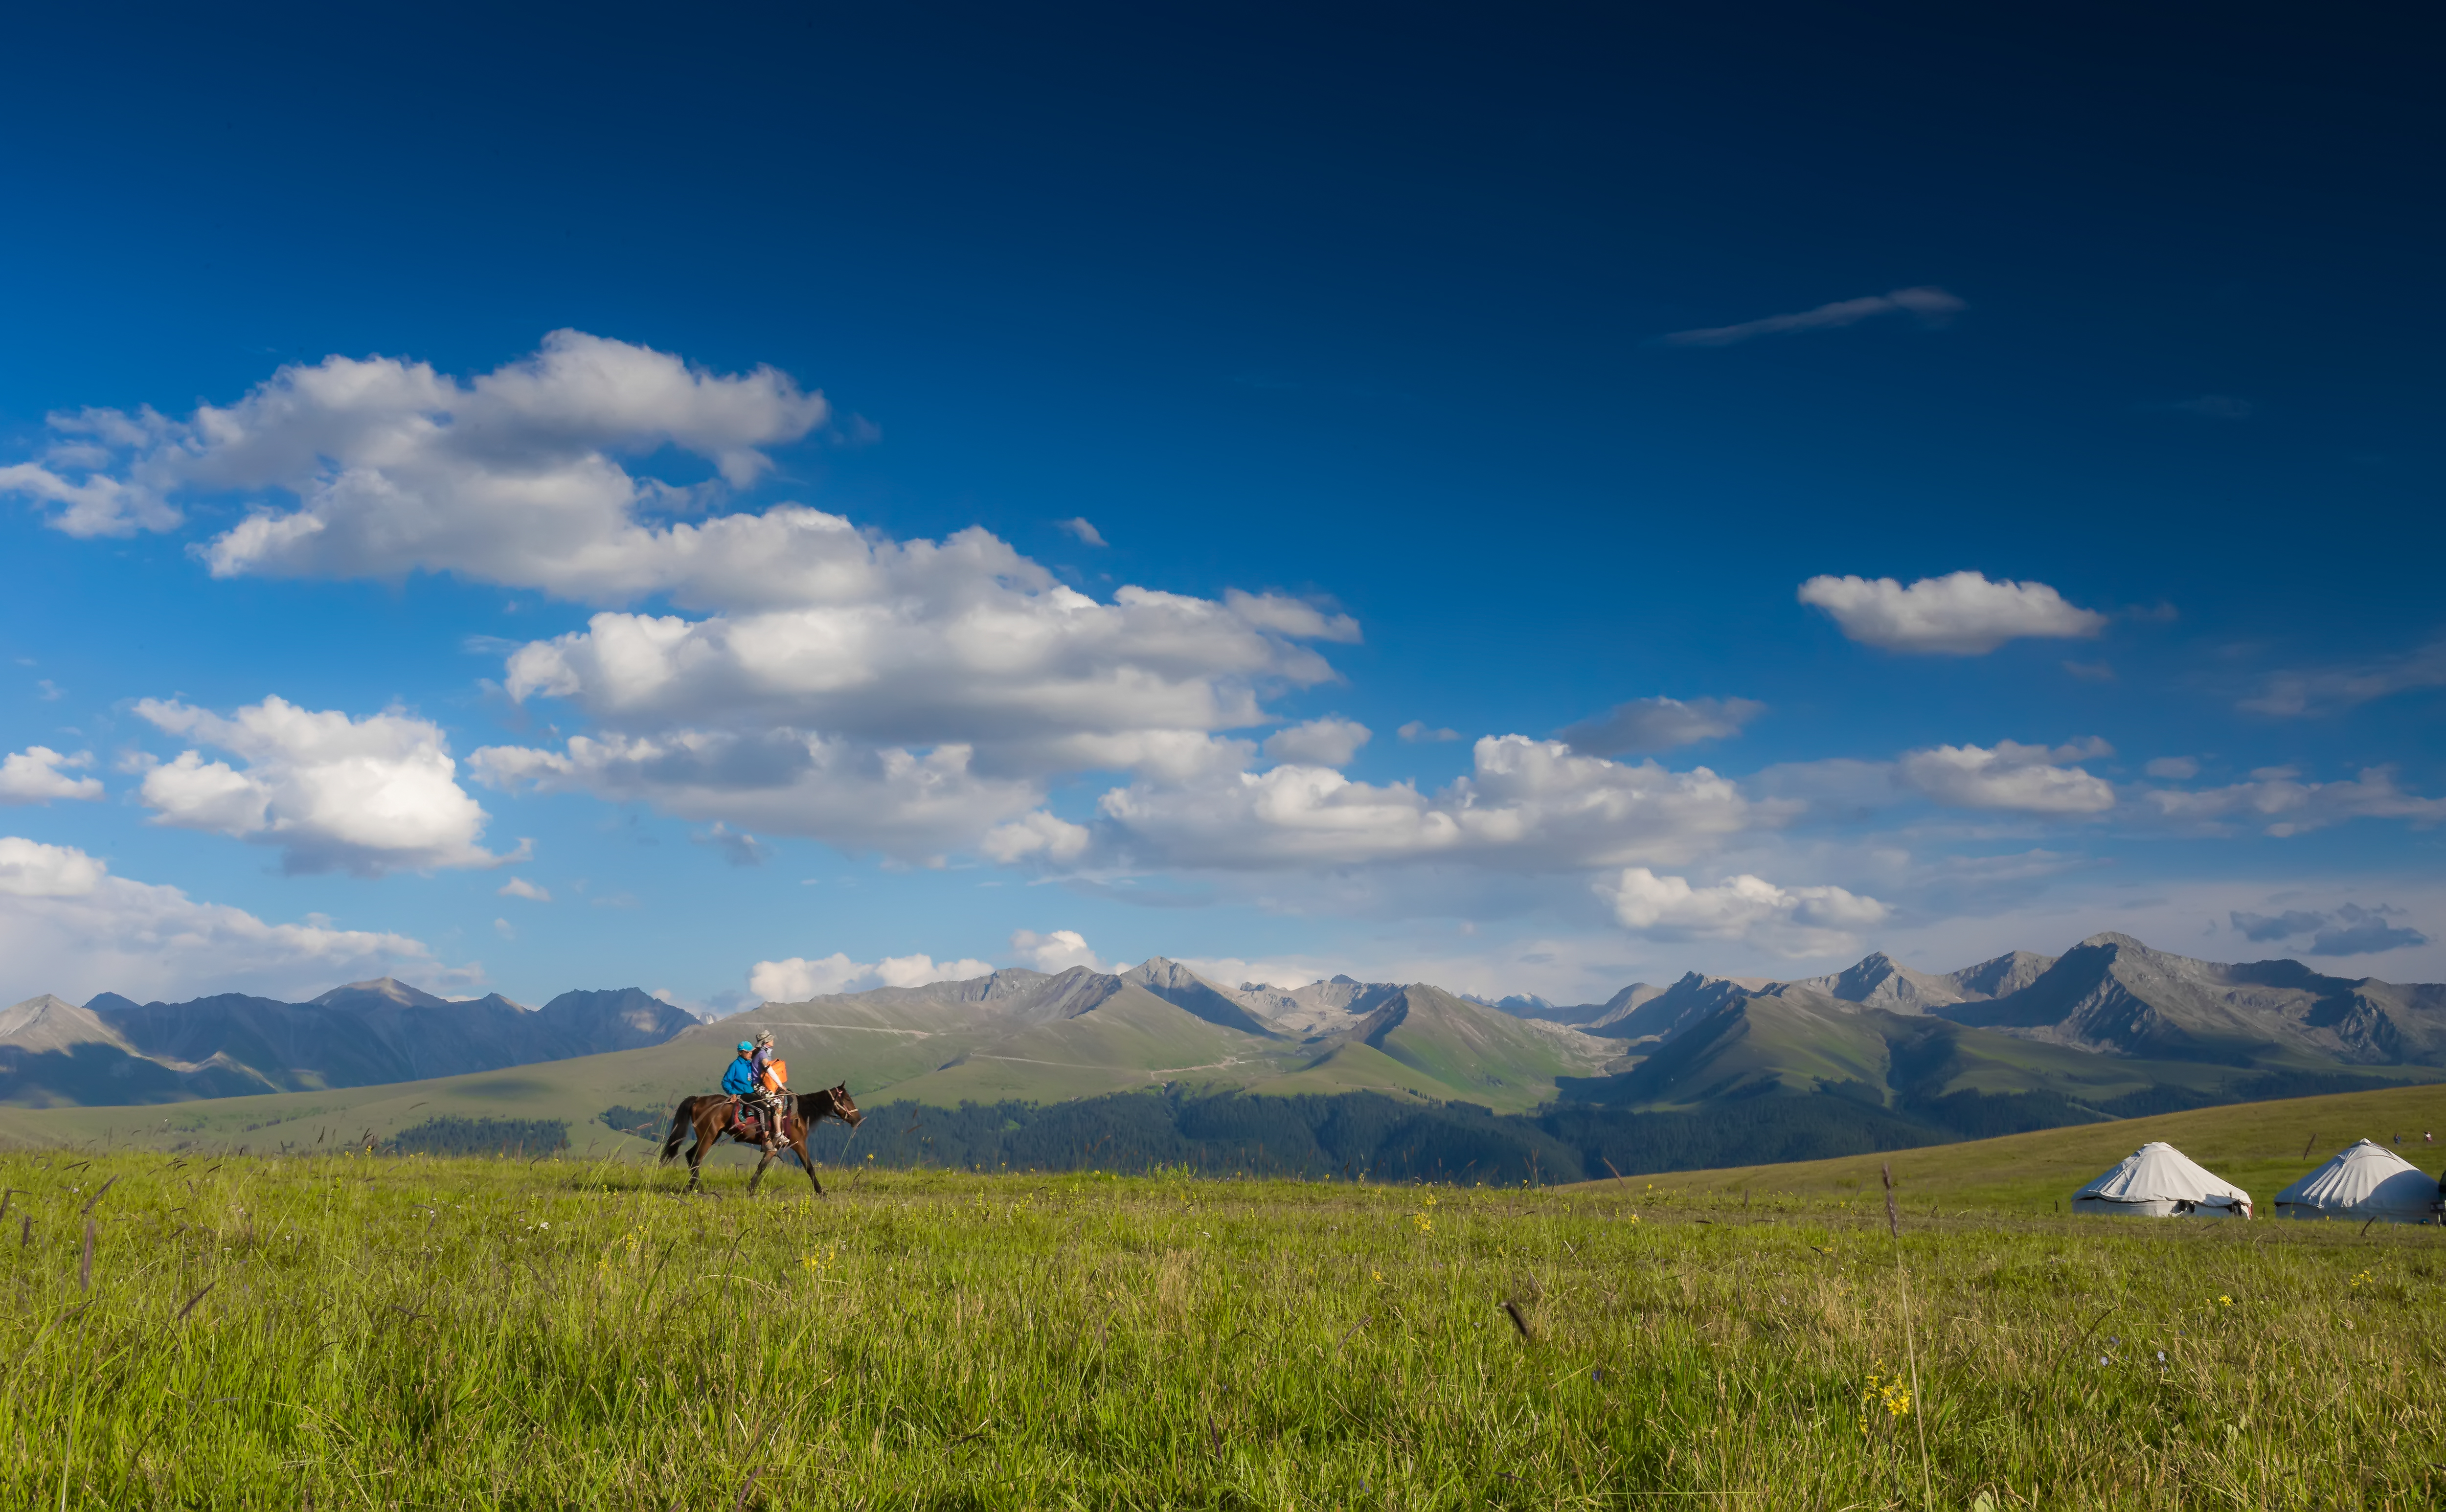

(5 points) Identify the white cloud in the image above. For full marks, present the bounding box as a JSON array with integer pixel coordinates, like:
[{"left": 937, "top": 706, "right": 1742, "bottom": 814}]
[
  {"left": 876, "top": 953, "right": 997, "bottom": 987},
  {"left": 1396, "top": 722, "right": 1461, "bottom": 743},
  {"left": 0, "top": 746, "right": 104, "bottom": 804},
  {"left": 497, "top": 876, "right": 552, "bottom": 902},
  {"left": 1089, "top": 735, "right": 1774, "bottom": 872},
  {"left": 1598, "top": 866, "right": 1889, "bottom": 957},
  {"left": 980, "top": 810, "right": 1092, "bottom": 865},
  {"left": 2, "top": 331, "right": 828, "bottom": 578},
  {"left": 1056, "top": 517, "right": 1108, "bottom": 547},
  {"left": 498, "top": 576, "right": 1353, "bottom": 740},
  {"left": 0, "top": 450, "right": 180, "bottom": 538},
  {"left": 1011, "top": 928, "right": 1103, "bottom": 973},
  {"left": 468, "top": 567, "right": 1358, "bottom": 860},
  {"left": 1898, "top": 739, "right": 2118, "bottom": 815},
  {"left": 1798, "top": 571, "right": 2108, "bottom": 655},
  {"left": 2144, "top": 767, "right": 2446, "bottom": 836},
  {"left": 0, "top": 835, "right": 109, "bottom": 897},
  {"left": 1263, "top": 717, "right": 1371, "bottom": 767},
  {"left": 1663, "top": 287, "right": 1965, "bottom": 347},
  {"left": 2238, "top": 639, "right": 2446, "bottom": 718},
  {"left": 473, "top": 731, "right": 1039, "bottom": 865},
  {"left": 747, "top": 949, "right": 997, "bottom": 1002},
  {"left": 1557, "top": 696, "right": 1764, "bottom": 756},
  {"left": 2145, "top": 756, "right": 2201, "bottom": 780},
  {"left": 0, "top": 835, "right": 452, "bottom": 1004},
  {"left": 134, "top": 696, "right": 521, "bottom": 876},
  {"left": 749, "top": 953, "right": 870, "bottom": 1001},
  {"left": 16, "top": 336, "right": 1372, "bottom": 867}
]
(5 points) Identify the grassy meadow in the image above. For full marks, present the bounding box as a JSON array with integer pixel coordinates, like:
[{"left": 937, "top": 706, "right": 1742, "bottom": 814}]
[{"left": 4, "top": 1133, "right": 2442, "bottom": 1509}]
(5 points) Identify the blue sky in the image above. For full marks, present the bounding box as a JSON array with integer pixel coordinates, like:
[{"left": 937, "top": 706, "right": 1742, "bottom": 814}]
[{"left": 2, "top": 3, "right": 2441, "bottom": 1009}]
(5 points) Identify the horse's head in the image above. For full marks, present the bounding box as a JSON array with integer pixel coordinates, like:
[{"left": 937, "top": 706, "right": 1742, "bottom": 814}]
[{"left": 829, "top": 1083, "right": 864, "bottom": 1128}]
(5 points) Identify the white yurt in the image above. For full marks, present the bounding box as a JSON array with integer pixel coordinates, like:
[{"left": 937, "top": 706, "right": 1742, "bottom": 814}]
[
  {"left": 2071, "top": 1142, "right": 2252, "bottom": 1218},
  {"left": 2274, "top": 1140, "right": 2441, "bottom": 1224}
]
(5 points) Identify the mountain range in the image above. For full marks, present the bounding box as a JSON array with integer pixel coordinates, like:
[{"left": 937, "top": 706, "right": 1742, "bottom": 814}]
[
  {"left": 0, "top": 980, "right": 693, "bottom": 1106},
  {"left": 3, "top": 936, "right": 2440, "bottom": 1138}
]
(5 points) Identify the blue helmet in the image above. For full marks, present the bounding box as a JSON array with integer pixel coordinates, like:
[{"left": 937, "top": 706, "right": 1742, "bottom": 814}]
[{"left": 737, "top": 1040, "right": 755, "bottom": 1053}]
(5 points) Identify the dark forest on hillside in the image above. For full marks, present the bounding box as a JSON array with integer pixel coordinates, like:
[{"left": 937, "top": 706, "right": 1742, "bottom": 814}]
[
  {"left": 775, "top": 1069, "right": 2417, "bottom": 1185},
  {"left": 787, "top": 1088, "right": 1940, "bottom": 1185}
]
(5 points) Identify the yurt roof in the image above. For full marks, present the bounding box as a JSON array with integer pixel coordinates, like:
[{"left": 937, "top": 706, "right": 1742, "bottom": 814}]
[
  {"left": 2274, "top": 1139, "right": 2437, "bottom": 1215},
  {"left": 2074, "top": 1141, "right": 2250, "bottom": 1205}
]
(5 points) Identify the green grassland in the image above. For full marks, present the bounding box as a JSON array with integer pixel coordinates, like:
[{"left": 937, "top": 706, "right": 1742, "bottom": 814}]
[{"left": 6, "top": 1100, "right": 2444, "bottom": 1509}]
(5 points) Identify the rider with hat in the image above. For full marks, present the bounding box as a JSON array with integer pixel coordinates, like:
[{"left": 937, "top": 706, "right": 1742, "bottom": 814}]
[{"left": 747, "top": 1031, "right": 785, "bottom": 1142}]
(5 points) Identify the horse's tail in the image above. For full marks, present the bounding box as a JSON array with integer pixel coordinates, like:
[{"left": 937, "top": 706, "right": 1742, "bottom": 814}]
[{"left": 658, "top": 1100, "right": 693, "bottom": 1164}]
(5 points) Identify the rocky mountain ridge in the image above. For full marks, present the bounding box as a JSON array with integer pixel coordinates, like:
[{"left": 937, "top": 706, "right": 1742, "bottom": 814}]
[{"left": 0, "top": 980, "right": 697, "bottom": 1106}]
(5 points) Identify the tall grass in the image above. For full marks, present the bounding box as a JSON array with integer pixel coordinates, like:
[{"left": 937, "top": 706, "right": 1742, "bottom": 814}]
[{"left": 1, "top": 1149, "right": 2439, "bottom": 1508}]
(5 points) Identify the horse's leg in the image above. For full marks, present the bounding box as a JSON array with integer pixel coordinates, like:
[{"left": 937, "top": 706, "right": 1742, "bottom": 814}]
[
  {"left": 793, "top": 1125, "right": 824, "bottom": 1196},
  {"left": 686, "top": 1118, "right": 710, "bottom": 1193},
  {"left": 747, "top": 1148, "right": 774, "bottom": 1196}
]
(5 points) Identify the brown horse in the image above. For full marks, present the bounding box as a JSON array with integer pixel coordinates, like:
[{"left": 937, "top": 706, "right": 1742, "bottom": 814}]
[{"left": 659, "top": 1084, "right": 864, "bottom": 1195}]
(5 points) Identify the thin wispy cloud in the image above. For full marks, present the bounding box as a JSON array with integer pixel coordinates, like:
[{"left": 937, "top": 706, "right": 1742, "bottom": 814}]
[
  {"left": 2239, "top": 638, "right": 2446, "bottom": 718},
  {"left": 1056, "top": 517, "right": 1108, "bottom": 547},
  {"left": 1662, "top": 286, "right": 1965, "bottom": 347}
]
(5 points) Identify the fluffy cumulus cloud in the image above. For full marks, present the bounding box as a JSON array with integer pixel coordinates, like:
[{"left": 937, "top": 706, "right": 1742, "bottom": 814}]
[
  {"left": 1597, "top": 867, "right": 1889, "bottom": 957},
  {"left": 1557, "top": 696, "right": 1764, "bottom": 757},
  {"left": 1798, "top": 571, "right": 2107, "bottom": 655},
  {"left": 1898, "top": 739, "right": 2118, "bottom": 815},
  {"left": 747, "top": 949, "right": 996, "bottom": 1002},
  {"left": 1010, "top": 928, "right": 1103, "bottom": 973},
  {"left": 2229, "top": 902, "right": 2429, "bottom": 957},
  {"left": 0, "top": 331, "right": 828, "bottom": 572},
  {"left": 0, "top": 746, "right": 104, "bottom": 803},
  {"left": 2144, "top": 767, "right": 2446, "bottom": 836},
  {"left": 468, "top": 560, "right": 1360, "bottom": 859},
  {"left": 497, "top": 877, "right": 551, "bottom": 902},
  {"left": 133, "top": 696, "right": 521, "bottom": 875},
  {"left": 0, "top": 835, "right": 450, "bottom": 1003},
  {"left": 1084, "top": 736, "right": 1774, "bottom": 872},
  {"left": 495, "top": 575, "right": 1354, "bottom": 738}
]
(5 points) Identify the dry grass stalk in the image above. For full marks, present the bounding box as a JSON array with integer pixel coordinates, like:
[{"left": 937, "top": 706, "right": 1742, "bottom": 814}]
[
  {"left": 79, "top": 1176, "right": 117, "bottom": 1217},
  {"left": 1502, "top": 1299, "right": 1533, "bottom": 1341}
]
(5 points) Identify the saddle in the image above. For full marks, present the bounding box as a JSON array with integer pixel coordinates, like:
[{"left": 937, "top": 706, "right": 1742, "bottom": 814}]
[{"left": 725, "top": 1094, "right": 786, "bottom": 1143}]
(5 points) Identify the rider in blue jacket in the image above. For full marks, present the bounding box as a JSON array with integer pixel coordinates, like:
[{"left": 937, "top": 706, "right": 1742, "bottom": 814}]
[
  {"left": 721, "top": 1038, "right": 780, "bottom": 1144},
  {"left": 721, "top": 1040, "right": 758, "bottom": 1112}
]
